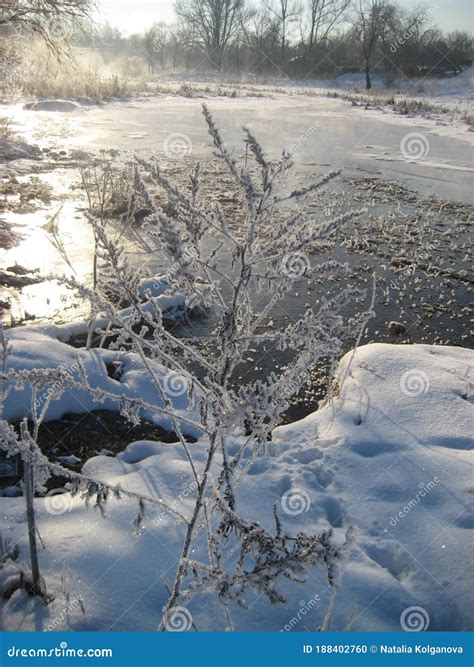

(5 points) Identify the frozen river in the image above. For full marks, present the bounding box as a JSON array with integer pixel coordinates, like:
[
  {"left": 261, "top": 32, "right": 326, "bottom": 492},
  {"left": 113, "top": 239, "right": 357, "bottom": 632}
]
[
  {"left": 5, "top": 91, "right": 474, "bottom": 198},
  {"left": 1, "top": 92, "right": 472, "bottom": 419},
  {"left": 69, "top": 94, "right": 474, "bottom": 204}
]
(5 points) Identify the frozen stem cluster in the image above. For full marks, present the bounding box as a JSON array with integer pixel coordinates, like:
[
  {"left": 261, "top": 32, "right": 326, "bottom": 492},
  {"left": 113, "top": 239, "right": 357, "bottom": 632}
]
[{"left": 0, "top": 106, "right": 372, "bottom": 628}]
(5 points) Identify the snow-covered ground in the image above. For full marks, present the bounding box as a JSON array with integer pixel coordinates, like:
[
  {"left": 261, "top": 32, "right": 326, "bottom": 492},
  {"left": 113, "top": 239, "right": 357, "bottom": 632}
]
[
  {"left": 1, "top": 65, "right": 472, "bottom": 634},
  {"left": 170, "top": 66, "right": 473, "bottom": 99},
  {"left": 275, "top": 66, "right": 474, "bottom": 101},
  {"left": 1, "top": 281, "right": 197, "bottom": 434},
  {"left": 1, "top": 337, "right": 472, "bottom": 631}
]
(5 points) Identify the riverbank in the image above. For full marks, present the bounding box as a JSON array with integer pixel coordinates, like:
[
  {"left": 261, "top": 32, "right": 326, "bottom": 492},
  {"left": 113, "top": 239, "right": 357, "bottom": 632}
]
[{"left": 0, "top": 341, "right": 472, "bottom": 631}]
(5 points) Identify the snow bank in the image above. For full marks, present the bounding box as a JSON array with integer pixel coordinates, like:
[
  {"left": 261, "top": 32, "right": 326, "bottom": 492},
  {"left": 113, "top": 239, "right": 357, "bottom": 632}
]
[
  {"left": 0, "top": 343, "right": 472, "bottom": 631},
  {"left": 23, "top": 100, "right": 81, "bottom": 113},
  {"left": 419, "top": 67, "right": 474, "bottom": 100},
  {"left": 272, "top": 343, "right": 473, "bottom": 630},
  {"left": 14, "top": 277, "right": 187, "bottom": 344},
  {"left": 2, "top": 324, "right": 200, "bottom": 437},
  {"left": 277, "top": 67, "right": 474, "bottom": 101}
]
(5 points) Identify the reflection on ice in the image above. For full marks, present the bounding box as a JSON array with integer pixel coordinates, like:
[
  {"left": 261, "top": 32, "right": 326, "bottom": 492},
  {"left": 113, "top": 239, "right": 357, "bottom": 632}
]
[{"left": 1, "top": 168, "right": 95, "bottom": 324}]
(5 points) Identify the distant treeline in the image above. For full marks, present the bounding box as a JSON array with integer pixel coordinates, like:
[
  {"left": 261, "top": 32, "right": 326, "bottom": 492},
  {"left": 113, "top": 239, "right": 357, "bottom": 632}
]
[
  {"left": 1, "top": 0, "right": 472, "bottom": 88},
  {"left": 77, "top": 0, "right": 472, "bottom": 88}
]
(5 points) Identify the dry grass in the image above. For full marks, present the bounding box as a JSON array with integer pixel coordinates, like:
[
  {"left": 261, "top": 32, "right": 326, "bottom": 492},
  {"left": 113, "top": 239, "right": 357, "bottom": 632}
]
[
  {"left": 0, "top": 115, "right": 11, "bottom": 139},
  {"left": 325, "top": 88, "right": 473, "bottom": 126},
  {"left": 14, "top": 42, "right": 261, "bottom": 101},
  {"left": 16, "top": 41, "right": 137, "bottom": 101}
]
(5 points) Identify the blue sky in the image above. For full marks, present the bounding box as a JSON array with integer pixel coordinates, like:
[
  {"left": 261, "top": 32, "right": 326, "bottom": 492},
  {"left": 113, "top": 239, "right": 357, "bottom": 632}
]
[{"left": 97, "top": 0, "right": 472, "bottom": 36}]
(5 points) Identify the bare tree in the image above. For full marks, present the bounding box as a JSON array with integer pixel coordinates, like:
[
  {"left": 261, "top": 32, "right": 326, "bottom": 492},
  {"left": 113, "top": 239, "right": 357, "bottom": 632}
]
[
  {"left": 174, "top": 0, "right": 247, "bottom": 71},
  {"left": 240, "top": 1, "right": 281, "bottom": 74},
  {"left": 306, "top": 0, "right": 351, "bottom": 52},
  {"left": 377, "top": 1, "right": 402, "bottom": 84},
  {"left": 170, "top": 23, "right": 200, "bottom": 70},
  {"left": 153, "top": 22, "right": 171, "bottom": 70},
  {"left": 446, "top": 31, "right": 473, "bottom": 73},
  {"left": 268, "top": 0, "right": 301, "bottom": 68},
  {"left": 352, "top": 0, "right": 389, "bottom": 89},
  {"left": 142, "top": 26, "right": 159, "bottom": 74},
  {"left": 0, "top": 0, "right": 95, "bottom": 52}
]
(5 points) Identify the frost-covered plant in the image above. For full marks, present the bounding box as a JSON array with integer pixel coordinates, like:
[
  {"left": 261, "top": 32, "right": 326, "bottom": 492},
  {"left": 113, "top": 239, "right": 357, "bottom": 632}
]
[
  {"left": 79, "top": 153, "right": 135, "bottom": 347},
  {"left": 0, "top": 114, "right": 11, "bottom": 140},
  {"left": 0, "top": 105, "right": 373, "bottom": 627},
  {"left": 0, "top": 36, "right": 22, "bottom": 99}
]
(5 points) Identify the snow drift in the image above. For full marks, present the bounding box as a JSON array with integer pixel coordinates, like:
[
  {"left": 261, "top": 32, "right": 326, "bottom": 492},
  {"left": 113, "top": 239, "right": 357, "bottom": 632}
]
[{"left": 0, "top": 337, "right": 472, "bottom": 632}]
